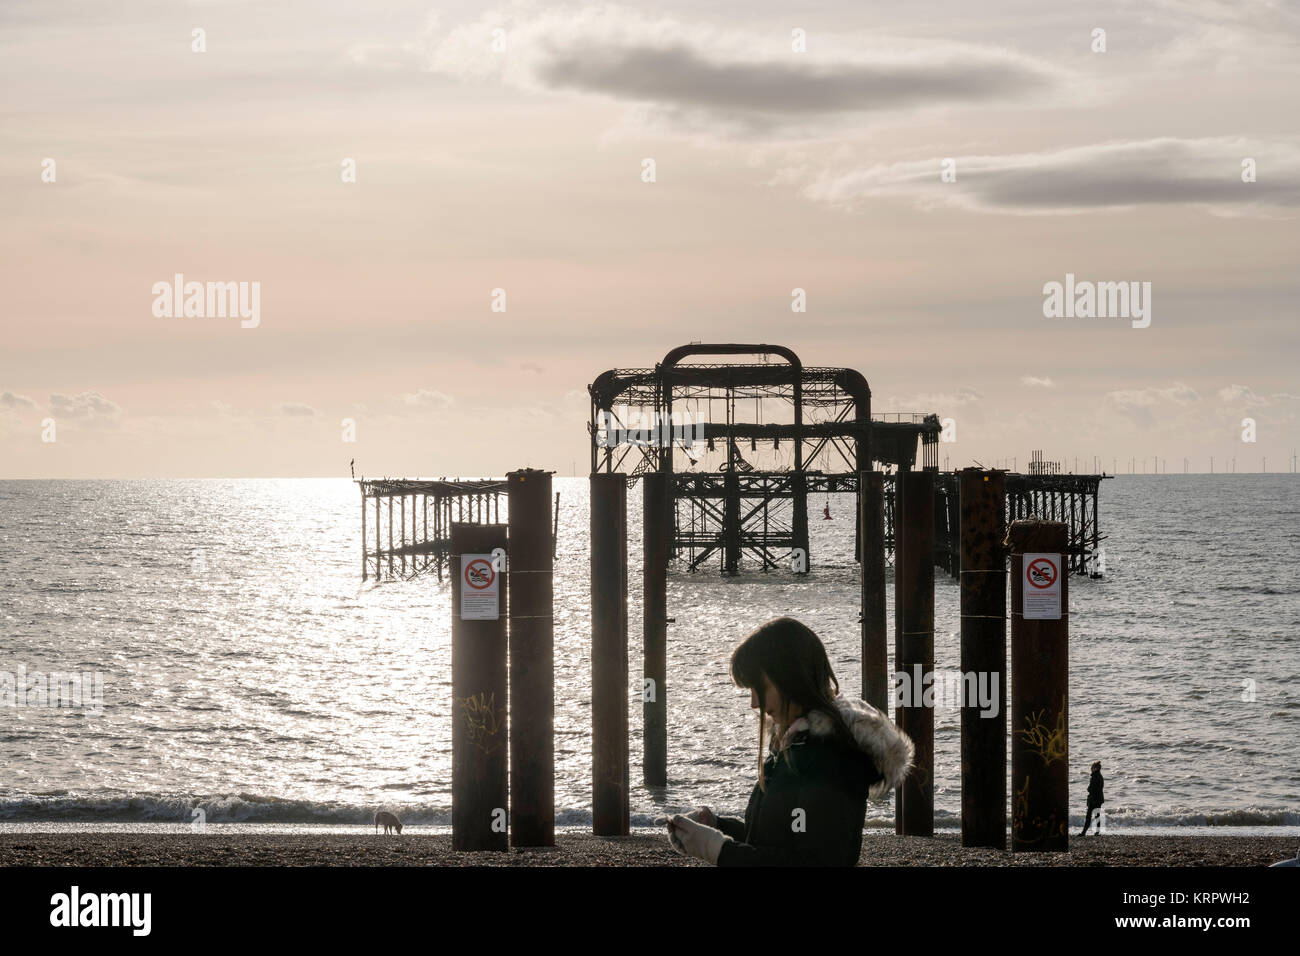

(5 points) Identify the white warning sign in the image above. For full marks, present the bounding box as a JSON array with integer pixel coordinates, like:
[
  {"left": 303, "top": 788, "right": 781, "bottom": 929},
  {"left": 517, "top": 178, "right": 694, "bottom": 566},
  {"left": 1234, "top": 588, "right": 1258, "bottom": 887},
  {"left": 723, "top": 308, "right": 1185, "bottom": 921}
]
[
  {"left": 1022, "top": 552, "right": 1061, "bottom": 620},
  {"left": 460, "top": 553, "right": 500, "bottom": 621}
]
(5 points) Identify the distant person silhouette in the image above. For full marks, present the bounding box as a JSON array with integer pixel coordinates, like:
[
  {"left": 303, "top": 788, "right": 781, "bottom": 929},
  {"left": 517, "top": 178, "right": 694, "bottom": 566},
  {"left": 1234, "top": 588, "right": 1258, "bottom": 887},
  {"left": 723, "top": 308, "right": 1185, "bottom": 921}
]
[
  {"left": 822, "top": 504, "right": 832, "bottom": 520},
  {"left": 1080, "top": 760, "right": 1104, "bottom": 835}
]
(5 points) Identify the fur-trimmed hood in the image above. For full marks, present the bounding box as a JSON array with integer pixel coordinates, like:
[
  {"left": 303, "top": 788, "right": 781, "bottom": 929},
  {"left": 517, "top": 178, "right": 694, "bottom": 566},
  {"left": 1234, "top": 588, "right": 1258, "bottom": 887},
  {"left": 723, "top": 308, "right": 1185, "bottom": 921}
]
[{"left": 771, "top": 695, "right": 914, "bottom": 800}]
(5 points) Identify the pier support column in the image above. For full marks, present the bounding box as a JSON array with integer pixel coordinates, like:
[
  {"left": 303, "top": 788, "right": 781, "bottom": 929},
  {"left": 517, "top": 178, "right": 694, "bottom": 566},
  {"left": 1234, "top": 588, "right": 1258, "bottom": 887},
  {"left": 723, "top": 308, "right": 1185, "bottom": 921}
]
[
  {"left": 791, "top": 471, "right": 810, "bottom": 574},
  {"left": 960, "top": 469, "right": 1007, "bottom": 849},
  {"left": 591, "top": 473, "right": 629, "bottom": 834},
  {"left": 723, "top": 468, "right": 740, "bottom": 574},
  {"left": 451, "top": 521, "right": 509, "bottom": 851},
  {"left": 895, "top": 469, "right": 934, "bottom": 836},
  {"left": 507, "top": 469, "right": 555, "bottom": 846},
  {"left": 859, "top": 471, "right": 888, "bottom": 712},
  {"left": 643, "top": 471, "right": 669, "bottom": 787},
  {"left": 932, "top": 484, "right": 948, "bottom": 575},
  {"left": 435, "top": 495, "right": 443, "bottom": 581},
  {"left": 948, "top": 482, "right": 962, "bottom": 579},
  {"left": 1092, "top": 487, "right": 1101, "bottom": 576},
  {"left": 1007, "top": 519, "right": 1069, "bottom": 852}
]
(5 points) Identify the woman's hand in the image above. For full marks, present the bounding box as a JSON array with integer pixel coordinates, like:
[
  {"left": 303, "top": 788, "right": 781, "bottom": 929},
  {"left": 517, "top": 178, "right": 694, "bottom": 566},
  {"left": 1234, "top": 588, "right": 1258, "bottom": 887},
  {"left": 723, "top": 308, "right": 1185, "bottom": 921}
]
[
  {"left": 654, "top": 805, "right": 716, "bottom": 828},
  {"left": 668, "top": 814, "right": 730, "bottom": 864},
  {"left": 685, "top": 805, "right": 716, "bottom": 827},
  {"left": 658, "top": 806, "right": 718, "bottom": 854}
]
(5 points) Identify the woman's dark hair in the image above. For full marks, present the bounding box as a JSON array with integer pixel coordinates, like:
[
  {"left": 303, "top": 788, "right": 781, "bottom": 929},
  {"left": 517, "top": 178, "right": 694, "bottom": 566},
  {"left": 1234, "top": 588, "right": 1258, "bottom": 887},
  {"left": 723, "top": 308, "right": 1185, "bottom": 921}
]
[{"left": 729, "top": 616, "right": 859, "bottom": 791}]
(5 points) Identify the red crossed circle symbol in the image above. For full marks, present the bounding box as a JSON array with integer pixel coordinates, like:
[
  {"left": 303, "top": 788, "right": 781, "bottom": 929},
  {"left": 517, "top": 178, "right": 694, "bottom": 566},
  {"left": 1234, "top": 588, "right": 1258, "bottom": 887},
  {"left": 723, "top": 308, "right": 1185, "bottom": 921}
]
[
  {"left": 464, "top": 559, "right": 495, "bottom": 590},
  {"left": 1027, "top": 557, "right": 1057, "bottom": 589}
]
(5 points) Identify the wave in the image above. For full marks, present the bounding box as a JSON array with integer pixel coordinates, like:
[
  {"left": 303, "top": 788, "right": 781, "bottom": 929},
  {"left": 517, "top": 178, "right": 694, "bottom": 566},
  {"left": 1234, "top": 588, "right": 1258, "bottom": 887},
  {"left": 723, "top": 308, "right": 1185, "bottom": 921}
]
[
  {"left": 0, "top": 794, "right": 1296, "bottom": 828},
  {"left": 0, "top": 793, "right": 425, "bottom": 825},
  {"left": 1215, "top": 584, "right": 1297, "bottom": 596}
]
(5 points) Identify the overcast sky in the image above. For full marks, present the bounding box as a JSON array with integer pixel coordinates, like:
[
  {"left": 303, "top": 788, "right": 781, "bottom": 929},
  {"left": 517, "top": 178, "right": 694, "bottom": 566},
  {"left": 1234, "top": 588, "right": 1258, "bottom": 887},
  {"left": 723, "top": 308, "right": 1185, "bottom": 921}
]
[{"left": 2, "top": 0, "right": 1297, "bottom": 477}]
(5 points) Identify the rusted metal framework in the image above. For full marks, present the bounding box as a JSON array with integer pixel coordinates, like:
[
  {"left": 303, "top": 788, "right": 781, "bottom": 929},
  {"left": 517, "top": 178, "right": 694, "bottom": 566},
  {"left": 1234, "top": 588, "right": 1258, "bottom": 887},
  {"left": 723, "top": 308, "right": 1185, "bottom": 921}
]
[
  {"left": 358, "top": 478, "right": 506, "bottom": 581},
  {"left": 933, "top": 470, "right": 1108, "bottom": 578},
  {"left": 588, "top": 343, "right": 941, "bottom": 573},
  {"left": 1005, "top": 473, "right": 1106, "bottom": 575}
]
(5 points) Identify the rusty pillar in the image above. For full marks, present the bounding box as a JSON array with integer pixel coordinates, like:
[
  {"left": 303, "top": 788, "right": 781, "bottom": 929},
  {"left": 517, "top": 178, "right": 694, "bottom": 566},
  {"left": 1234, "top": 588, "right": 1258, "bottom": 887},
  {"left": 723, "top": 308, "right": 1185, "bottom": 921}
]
[
  {"left": 932, "top": 484, "right": 948, "bottom": 575},
  {"left": 507, "top": 468, "right": 555, "bottom": 846},
  {"left": 642, "top": 471, "right": 669, "bottom": 787},
  {"left": 435, "top": 495, "right": 443, "bottom": 582},
  {"left": 1092, "top": 487, "right": 1100, "bottom": 575},
  {"left": 723, "top": 468, "right": 740, "bottom": 574},
  {"left": 959, "top": 469, "right": 1007, "bottom": 849},
  {"left": 591, "top": 473, "right": 629, "bottom": 834},
  {"left": 1007, "top": 519, "right": 1069, "bottom": 852},
  {"left": 451, "top": 521, "right": 509, "bottom": 851},
  {"left": 553, "top": 491, "right": 560, "bottom": 560},
  {"left": 1069, "top": 493, "right": 1078, "bottom": 574},
  {"left": 948, "top": 482, "right": 962, "bottom": 578},
  {"left": 896, "top": 469, "right": 934, "bottom": 836},
  {"left": 859, "top": 471, "right": 888, "bottom": 713},
  {"left": 791, "top": 470, "right": 810, "bottom": 574}
]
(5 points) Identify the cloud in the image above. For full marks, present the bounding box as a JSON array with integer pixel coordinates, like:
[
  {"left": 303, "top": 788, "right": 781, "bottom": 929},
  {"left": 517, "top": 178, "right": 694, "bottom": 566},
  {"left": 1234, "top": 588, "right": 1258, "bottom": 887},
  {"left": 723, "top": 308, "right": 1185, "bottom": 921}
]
[
  {"left": 1, "top": 391, "right": 38, "bottom": 411},
  {"left": 1216, "top": 384, "right": 1269, "bottom": 406},
  {"left": 520, "top": 362, "right": 545, "bottom": 374},
  {"left": 884, "top": 387, "right": 982, "bottom": 410},
  {"left": 346, "top": 12, "right": 441, "bottom": 72},
  {"left": 1102, "top": 383, "right": 1199, "bottom": 427},
  {"left": 803, "top": 137, "right": 1300, "bottom": 214},
  {"left": 1021, "top": 376, "right": 1054, "bottom": 388},
  {"left": 403, "top": 388, "right": 456, "bottom": 408},
  {"left": 508, "top": 404, "right": 559, "bottom": 425},
  {"left": 280, "top": 402, "right": 316, "bottom": 416},
  {"left": 47, "top": 391, "right": 120, "bottom": 418},
  {"left": 1149, "top": 0, "right": 1300, "bottom": 72},
  {"left": 420, "top": 6, "right": 1066, "bottom": 139}
]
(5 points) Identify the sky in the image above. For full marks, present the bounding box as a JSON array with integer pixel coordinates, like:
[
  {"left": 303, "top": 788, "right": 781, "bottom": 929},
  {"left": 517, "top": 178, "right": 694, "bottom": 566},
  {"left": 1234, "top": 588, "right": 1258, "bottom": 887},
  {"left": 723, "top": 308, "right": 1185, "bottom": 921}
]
[{"left": 2, "top": 0, "right": 1297, "bottom": 478}]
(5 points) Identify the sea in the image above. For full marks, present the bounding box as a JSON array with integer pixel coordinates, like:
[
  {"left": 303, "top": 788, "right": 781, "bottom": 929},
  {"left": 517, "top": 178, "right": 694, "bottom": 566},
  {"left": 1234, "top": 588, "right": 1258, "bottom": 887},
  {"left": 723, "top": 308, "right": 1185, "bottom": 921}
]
[{"left": 0, "top": 475, "right": 1296, "bottom": 836}]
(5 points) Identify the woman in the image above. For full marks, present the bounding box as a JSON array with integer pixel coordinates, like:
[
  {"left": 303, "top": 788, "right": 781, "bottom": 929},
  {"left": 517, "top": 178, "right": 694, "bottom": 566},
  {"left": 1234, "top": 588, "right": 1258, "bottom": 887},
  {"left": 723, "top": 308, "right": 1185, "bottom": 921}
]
[{"left": 667, "top": 616, "right": 914, "bottom": 866}]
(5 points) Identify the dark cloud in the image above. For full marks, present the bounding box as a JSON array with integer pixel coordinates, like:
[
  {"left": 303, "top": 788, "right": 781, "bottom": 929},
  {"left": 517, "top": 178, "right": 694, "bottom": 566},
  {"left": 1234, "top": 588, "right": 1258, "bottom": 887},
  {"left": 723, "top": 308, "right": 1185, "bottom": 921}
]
[
  {"left": 425, "top": 9, "right": 1063, "bottom": 137},
  {"left": 534, "top": 42, "right": 1054, "bottom": 117},
  {"left": 806, "top": 137, "right": 1300, "bottom": 212}
]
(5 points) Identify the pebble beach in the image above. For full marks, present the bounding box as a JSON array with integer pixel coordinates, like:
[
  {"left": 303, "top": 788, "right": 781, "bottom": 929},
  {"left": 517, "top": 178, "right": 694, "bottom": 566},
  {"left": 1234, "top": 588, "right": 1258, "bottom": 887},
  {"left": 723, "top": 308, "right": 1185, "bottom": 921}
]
[{"left": 1, "top": 832, "right": 1294, "bottom": 867}]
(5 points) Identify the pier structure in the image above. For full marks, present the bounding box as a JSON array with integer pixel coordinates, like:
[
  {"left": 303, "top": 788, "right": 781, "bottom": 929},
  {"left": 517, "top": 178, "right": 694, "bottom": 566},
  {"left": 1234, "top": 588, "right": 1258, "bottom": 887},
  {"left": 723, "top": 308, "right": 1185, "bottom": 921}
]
[
  {"left": 586, "top": 343, "right": 1104, "bottom": 843},
  {"left": 588, "top": 343, "right": 940, "bottom": 575},
  {"left": 359, "top": 342, "right": 1104, "bottom": 848},
  {"left": 358, "top": 478, "right": 506, "bottom": 581},
  {"left": 588, "top": 345, "right": 1106, "bottom": 577},
  {"left": 934, "top": 467, "right": 1105, "bottom": 579},
  {"left": 1005, "top": 472, "right": 1104, "bottom": 576}
]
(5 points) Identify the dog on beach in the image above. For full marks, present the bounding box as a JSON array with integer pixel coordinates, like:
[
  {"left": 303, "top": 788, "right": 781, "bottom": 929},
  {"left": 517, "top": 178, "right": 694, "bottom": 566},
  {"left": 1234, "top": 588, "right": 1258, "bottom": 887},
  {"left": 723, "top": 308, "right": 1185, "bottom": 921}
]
[{"left": 374, "top": 810, "right": 403, "bottom": 835}]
